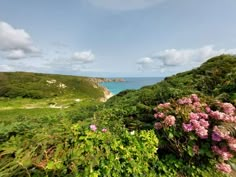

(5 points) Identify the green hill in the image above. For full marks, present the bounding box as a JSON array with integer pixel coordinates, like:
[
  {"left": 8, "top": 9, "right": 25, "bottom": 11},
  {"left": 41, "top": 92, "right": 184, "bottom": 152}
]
[
  {"left": 0, "top": 72, "right": 106, "bottom": 99},
  {"left": 100, "top": 54, "right": 236, "bottom": 130}
]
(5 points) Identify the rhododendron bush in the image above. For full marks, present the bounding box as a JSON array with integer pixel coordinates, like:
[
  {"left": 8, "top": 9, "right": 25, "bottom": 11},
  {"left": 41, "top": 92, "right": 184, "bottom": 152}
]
[{"left": 154, "top": 94, "right": 236, "bottom": 174}]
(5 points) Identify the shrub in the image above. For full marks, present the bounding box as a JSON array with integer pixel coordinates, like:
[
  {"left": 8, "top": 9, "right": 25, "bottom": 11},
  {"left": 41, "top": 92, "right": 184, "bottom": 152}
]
[
  {"left": 0, "top": 122, "right": 158, "bottom": 176},
  {"left": 153, "top": 94, "right": 236, "bottom": 176}
]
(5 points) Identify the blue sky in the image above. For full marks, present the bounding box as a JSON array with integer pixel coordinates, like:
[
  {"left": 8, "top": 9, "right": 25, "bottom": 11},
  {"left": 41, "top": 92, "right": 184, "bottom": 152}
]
[{"left": 0, "top": 0, "right": 236, "bottom": 77}]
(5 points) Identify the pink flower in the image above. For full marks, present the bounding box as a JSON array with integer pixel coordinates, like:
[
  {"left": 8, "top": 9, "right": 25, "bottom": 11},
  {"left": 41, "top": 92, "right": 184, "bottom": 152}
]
[
  {"left": 182, "top": 123, "right": 193, "bottom": 132},
  {"left": 163, "top": 115, "right": 176, "bottom": 127},
  {"left": 154, "top": 122, "right": 163, "bottom": 130},
  {"left": 102, "top": 128, "right": 107, "bottom": 132},
  {"left": 212, "top": 133, "right": 222, "bottom": 142},
  {"left": 216, "top": 163, "right": 232, "bottom": 174},
  {"left": 189, "top": 112, "right": 199, "bottom": 120},
  {"left": 195, "top": 127, "right": 208, "bottom": 139},
  {"left": 158, "top": 103, "right": 171, "bottom": 109},
  {"left": 198, "top": 113, "right": 208, "bottom": 119},
  {"left": 90, "top": 124, "right": 97, "bottom": 131},
  {"left": 228, "top": 138, "right": 236, "bottom": 152},
  {"left": 213, "top": 126, "right": 230, "bottom": 140},
  {"left": 221, "top": 103, "right": 235, "bottom": 115},
  {"left": 191, "top": 94, "right": 200, "bottom": 102},
  {"left": 199, "top": 119, "right": 209, "bottom": 128},
  {"left": 154, "top": 112, "right": 165, "bottom": 119},
  {"left": 212, "top": 145, "right": 233, "bottom": 160},
  {"left": 177, "top": 97, "right": 192, "bottom": 105},
  {"left": 205, "top": 106, "right": 211, "bottom": 113},
  {"left": 190, "top": 119, "right": 201, "bottom": 129},
  {"left": 193, "top": 102, "right": 201, "bottom": 108}
]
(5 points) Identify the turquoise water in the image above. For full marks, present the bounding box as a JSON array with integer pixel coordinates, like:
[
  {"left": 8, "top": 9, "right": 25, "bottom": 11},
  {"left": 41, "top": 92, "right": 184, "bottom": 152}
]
[{"left": 101, "top": 77, "right": 164, "bottom": 95}]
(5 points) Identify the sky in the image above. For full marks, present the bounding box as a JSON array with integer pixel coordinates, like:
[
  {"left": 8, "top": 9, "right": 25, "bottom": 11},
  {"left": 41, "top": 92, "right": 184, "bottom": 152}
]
[{"left": 0, "top": 0, "right": 236, "bottom": 77}]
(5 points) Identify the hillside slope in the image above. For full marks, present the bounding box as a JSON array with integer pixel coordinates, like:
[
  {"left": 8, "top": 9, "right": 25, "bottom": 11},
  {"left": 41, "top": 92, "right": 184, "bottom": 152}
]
[
  {"left": 0, "top": 72, "right": 106, "bottom": 99},
  {"left": 100, "top": 55, "right": 236, "bottom": 129}
]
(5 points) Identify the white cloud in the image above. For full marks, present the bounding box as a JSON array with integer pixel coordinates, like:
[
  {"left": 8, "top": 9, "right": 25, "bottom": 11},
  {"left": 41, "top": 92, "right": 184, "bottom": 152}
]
[
  {"left": 88, "top": 0, "right": 166, "bottom": 11},
  {"left": 137, "top": 57, "right": 156, "bottom": 70},
  {"left": 147, "top": 46, "right": 236, "bottom": 68},
  {"left": 71, "top": 50, "right": 95, "bottom": 63},
  {"left": 0, "top": 21, "right": 40, "bottom": 59},
  {"left": 6, "top": 49, "right": 26, "bottom": 59},
  {"left": 137, "top": 46, "right": 236, "bottom": 74}
]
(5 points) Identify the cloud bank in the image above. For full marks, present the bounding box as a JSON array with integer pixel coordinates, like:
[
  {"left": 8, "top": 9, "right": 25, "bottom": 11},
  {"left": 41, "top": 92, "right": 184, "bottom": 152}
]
[
  {"left": 137, "top": 46, "right": 236, "bottom": 71},
  {"left": 71, "top": 50, "right": 95, "bottom": 64},
  {"left": 0, "top": 21, "right": 40, "bottom": 59},
  {"left": 87, "top": 0, "right": 165, "bottom": 11}
]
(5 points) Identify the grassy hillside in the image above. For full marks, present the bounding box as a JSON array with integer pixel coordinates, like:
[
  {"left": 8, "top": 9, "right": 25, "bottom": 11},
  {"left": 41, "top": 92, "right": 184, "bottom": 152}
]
[
  {"left": 0, "top": 72, "right": 105, "bottom": 99},
  {"left": 100, "top": 55, "right": 236, "bottom": 130}
]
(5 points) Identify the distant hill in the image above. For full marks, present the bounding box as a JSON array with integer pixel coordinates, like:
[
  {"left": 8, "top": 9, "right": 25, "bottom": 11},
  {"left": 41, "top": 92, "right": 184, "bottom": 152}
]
[
  {"left": 101, "top": 54, "right": 236, "bottom": 129},
  {"left": 0, "top": 72, "right": 107, "bottom": 100}
]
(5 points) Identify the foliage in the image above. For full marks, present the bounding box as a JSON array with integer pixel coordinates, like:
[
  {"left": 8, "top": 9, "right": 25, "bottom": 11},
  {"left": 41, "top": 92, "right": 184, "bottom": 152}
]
[
  {"left": 0, "top": 119, "right": 158, "bottom": 176},
  {"left": 153, "top": 94, "right": 236, "bottom": 176},
  {"left": 103, "top": 55, "right": 236, "bottom": 130}
]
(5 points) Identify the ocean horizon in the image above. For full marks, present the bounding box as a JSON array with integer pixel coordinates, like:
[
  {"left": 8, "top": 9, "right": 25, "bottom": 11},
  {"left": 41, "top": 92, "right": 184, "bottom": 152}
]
[{"left": 100, "top": 77, "right": 164, "bottom": 95}]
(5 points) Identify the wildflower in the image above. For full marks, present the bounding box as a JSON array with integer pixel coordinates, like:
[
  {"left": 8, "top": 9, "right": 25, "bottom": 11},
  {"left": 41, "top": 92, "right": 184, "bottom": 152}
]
[
  {"left": 102, "top": 128, "right": 107, "bottom": 133},
  {"left": 182, "top": 123, "right": 193, "bottom": 132},
  {"left": 228, "top": 138, "right": 236, "bottom": 152},
  {"left": 199, "top": 119, "right": 209, "bottom": 128},
  {"left": 154, "top": 112, "right": 165, "bottom": 119},
  {"left": 163, "top": 115, "right": 176, "bottom": 127},
  {"left": 191, "top": 94, "right": 200, "bottom": 102},
  {"left": 189, "top": 112, "right": 199, "bottom": 120},
  {"left": 90, "top": 124, "right": 97, "bottom": 131},
  {"left": 158, "top": 102, "right": 171, "bottom": 109},
  {"left": 154, "top": 122, "right": 163, "bottom": 130},
  {"left": 198, "top": 112, "right": 208, "bottom": 119},
  {"left": 190, "top": 119, "right": 201, "bottom": 129},
  {"left": 216, "top": 163, "right": 232, "bottom": 174},
  {"left": 212, "top": 132, "right": 222, "bottom": 142},
  {"left": 205, "top": 106, "right": 211, "bottom": 113},
  {"left": 213, "top": 126, "right": 230, "bottom": 140},
  {"left": 221, "top": 103, "right": 235, "bottom": 115},
  {"left": 212, "top": 146, "right": 233, "bottom": 160},
  {"left": 177, "top": 97, "right": 192, "bottom": 105},
  {"left": 195, "top": 126, "right": 208, "bottom": 139}
]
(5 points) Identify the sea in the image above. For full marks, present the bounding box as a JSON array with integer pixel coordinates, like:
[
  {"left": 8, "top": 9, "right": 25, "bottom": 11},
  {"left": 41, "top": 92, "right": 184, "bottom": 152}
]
[{"left": 100, "top": 77, "right": 164, "bottom": 95}]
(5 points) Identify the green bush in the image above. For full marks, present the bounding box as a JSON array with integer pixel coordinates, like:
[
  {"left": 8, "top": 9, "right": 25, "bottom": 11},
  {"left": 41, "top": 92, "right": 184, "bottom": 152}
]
[{"left": 0, "top": 121, "right": 158, "bottom": 177}]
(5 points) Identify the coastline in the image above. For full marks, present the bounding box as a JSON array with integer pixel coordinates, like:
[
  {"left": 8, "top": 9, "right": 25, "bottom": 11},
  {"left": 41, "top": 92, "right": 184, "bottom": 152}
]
[{"left": 88, "top": 77, "right": 124, "bottom": 102}]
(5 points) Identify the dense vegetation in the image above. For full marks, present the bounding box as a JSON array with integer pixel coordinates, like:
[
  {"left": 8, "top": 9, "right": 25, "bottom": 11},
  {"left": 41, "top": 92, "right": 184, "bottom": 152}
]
[{"left": 0, "top": 55, "right": 235, "bottom": 176}]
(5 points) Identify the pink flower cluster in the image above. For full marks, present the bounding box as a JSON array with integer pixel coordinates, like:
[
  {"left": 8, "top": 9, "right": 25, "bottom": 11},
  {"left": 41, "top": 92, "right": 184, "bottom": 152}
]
[
  {"left": 90, "top": 124, "right": 97, "bottom": 131},
  {"left": 154, "top": 115, "right": 176, "bottom": 130},
  {"left": 221, "top": 102, "right": 235, "bottom": 115},
  {"left": 212, "top": 146, "right": 233, "bottom": 160},
  {"left": 210, "top": 110, "right": 236, "bottom": 123},
  {"left": 153, "top": 94, "right": 236, "bottom": 174},
  {"left": 163, "top": 115, "right": 176, "bottom": 127},
  {"left": 177, "top": 97, "right": 192, "bottom": 105},
  {"left": 182, "top": 112, "right": 209, "bottom": 139},
  {"left": 157, "top": 102, "right": 171, "bottom": 109},
  {"left": 227, "top": 137, "right": 236, "bottom": 152},
  {"left": 90, "top": 124, "right": 107, "bottom": 133},
  {"left": 212, "top": 126, "right": 230, "bottom": 141},
  {"left": 216, "top": 163, "right": 232, "bottom": 174}
]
